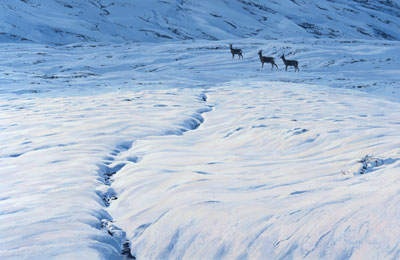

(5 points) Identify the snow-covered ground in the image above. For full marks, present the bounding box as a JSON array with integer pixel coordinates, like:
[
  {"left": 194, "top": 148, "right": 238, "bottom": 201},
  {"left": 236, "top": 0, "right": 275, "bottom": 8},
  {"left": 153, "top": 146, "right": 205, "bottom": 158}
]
[
  {"left": 1, "top": 39, "right": 399, "bottom": 100},
  {"left": 0, "top": 87, "right": 208, "bottom": 259},
  {"left": 1, "top": 38, "right": 400, "bottom": 259},
  {"left": 112, "top": 82, "right": 400, "bottom": 260},
  {"left": 1, "top": 0, "right": 400, "bottom": 44}
]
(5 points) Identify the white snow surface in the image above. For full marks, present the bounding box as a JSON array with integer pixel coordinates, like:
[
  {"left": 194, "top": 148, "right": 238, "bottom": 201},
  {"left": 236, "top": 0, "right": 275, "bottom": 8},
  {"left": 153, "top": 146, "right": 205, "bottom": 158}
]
[
  {"left": 1, "top": 38, "right": 400, "bottom": 259},
  {"left": 0, "top": 87, "right": 208, "bottom": 259},
  {"left": 2, "top": 3, "right": 400, "bottom": 260},
  {"left": 111, "top": 82, "right": 400, "bottom": 260}
]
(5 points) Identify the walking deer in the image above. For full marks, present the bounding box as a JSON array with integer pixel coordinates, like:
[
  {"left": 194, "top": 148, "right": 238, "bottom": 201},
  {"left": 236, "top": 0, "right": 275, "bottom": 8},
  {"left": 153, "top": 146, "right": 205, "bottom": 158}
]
[
  {"left": 280, "top": 54, "right": 299, "bottom": 72},
  {"left": 258, "top": 50, "right": 278, "bottom": 70},
  {"left": 229, "top": 44, "right": 243, "bottom": 59}
]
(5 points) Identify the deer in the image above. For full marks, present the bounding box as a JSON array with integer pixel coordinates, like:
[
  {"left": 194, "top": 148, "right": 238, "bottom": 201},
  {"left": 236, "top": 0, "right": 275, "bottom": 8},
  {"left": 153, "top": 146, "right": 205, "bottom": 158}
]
[
  {"left": 229, "top": 44, "right": 243, "bottom": 59},
  {"left": 280, "top": 54, "right": 299, "bottom": 72},
  {"left": 258, "top": 50, "right": 278, "bottom": 70}
]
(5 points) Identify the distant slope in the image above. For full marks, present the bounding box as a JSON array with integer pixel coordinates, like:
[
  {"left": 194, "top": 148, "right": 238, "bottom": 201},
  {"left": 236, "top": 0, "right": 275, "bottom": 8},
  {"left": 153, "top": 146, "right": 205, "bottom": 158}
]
[{"left": 1, "top": 0, "right": 400, "bottom": 44}]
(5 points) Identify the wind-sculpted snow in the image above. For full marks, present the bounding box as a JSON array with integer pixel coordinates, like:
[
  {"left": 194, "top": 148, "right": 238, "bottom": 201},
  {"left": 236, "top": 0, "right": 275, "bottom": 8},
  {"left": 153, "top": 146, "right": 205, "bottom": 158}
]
[
  {"left": 0, "top": 89, "right": 211, "bottom": 259},
  {"left": 1, "top": 40, "right": 400, "bottom": 259},
  {"left": 1, "top": 0, "right": 400, "bottom": 44},
  {"left": 108, "top": 82, "right": 400, "bottom": 259}
]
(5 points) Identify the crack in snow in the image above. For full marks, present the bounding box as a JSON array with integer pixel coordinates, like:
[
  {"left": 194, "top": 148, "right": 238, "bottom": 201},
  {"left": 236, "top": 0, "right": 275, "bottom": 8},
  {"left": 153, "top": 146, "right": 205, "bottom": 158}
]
[{"left": 96, "top": 92, "right": 212, "bottom": 259}]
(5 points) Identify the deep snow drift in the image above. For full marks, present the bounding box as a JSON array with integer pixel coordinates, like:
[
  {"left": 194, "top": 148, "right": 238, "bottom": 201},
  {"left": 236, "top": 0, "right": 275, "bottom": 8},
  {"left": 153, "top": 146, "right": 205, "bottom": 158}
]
[{"left": 1, "top": 39, "right": 400, "bottom": 259}]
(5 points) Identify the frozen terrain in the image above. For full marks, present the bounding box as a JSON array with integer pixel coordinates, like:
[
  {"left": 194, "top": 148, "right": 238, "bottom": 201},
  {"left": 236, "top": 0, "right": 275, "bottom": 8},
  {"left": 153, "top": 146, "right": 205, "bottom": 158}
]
[
  {"left": 1, "top": 0, "right": 400, "bottom": 44},
  {"left": 1, "top": 39, "right": 400, "bottom": 259},
  {"left": 1, "top": 1, "right": 400, "bottom": 259}
]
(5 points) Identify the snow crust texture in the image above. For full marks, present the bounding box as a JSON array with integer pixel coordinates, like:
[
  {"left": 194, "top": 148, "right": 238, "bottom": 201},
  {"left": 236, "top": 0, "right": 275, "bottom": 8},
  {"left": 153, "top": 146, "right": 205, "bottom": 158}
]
[
  {"left": 1, "top": 39, "right": 400, "bottom": 259},
  {"left": 110, "top": 82, "right": 400, "bottom": 260},
  {"left": 0, "top": 88, "right": 210, "bottom": 259}
]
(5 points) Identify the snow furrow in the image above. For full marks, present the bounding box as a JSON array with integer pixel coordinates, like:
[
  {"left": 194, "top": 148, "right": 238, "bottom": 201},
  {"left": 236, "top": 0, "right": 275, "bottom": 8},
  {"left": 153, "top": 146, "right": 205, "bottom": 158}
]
[
  {"left": 97, "top": 92, "right": 212, "bottom": 259},
  {"left": 97, "top": 143, "right": 134, "bottom": 259}
]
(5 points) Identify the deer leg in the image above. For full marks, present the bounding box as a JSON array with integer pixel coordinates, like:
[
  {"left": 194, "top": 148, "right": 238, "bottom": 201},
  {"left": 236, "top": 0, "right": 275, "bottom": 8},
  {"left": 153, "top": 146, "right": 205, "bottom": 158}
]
[{"left": 285, "top": 65, "right": 288, "bottom": 71}]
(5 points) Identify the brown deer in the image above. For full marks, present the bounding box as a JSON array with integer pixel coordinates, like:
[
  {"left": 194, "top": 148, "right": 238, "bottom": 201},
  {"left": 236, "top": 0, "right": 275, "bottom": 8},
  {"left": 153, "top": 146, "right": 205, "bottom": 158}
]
[
  {"left": 258, "top": 50, "right": 278, "bottom": 70},
  {"left": 280, "top": 54, "right": 299, "bottom": 72},
  {"left": 229, "top": 44, "right": 243, "bottom": 59}
]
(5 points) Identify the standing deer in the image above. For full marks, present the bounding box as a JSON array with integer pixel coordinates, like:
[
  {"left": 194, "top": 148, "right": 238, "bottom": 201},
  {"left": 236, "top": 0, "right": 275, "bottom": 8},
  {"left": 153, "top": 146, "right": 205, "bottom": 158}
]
[
  {"left": 280, "top": 54, "right": 299, "bottom": 72},
  {"left": 258, "top": 50, "right": 278, "bottom": 70},
  {"left": 229, "top": 44, "right": 243, "bottom": 59}
]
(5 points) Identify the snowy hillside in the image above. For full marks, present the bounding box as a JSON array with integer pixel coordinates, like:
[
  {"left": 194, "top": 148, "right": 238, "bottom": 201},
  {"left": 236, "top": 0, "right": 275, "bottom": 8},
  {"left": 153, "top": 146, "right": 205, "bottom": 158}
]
[
  {"left": 1, "top": 0, "right": 400, "bottom": 44},
  {"left": 1, "top": 0, "right": 400, "bottom": 260}
]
